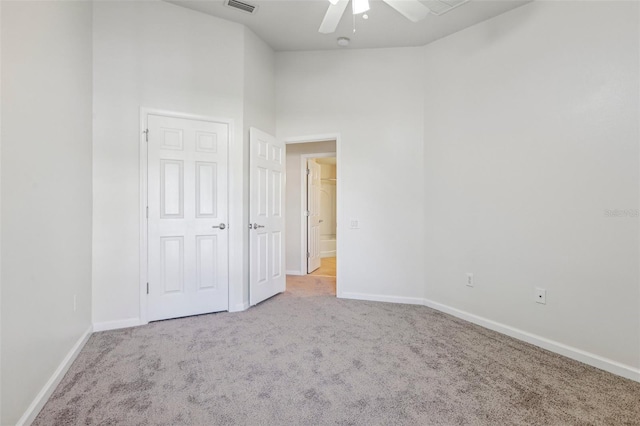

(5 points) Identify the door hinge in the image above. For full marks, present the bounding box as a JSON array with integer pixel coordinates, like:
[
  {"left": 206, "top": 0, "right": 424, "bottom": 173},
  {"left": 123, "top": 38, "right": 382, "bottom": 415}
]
[
  {"left": 306, "top": 169, "right": 311, "bottom": 176},
  {"left": 304, "top": 210, "right": 310, "bottom": 217},
  {"left": 146, "top": 282, "right": 149, "bottom": 294},
  {"left": 146, "top": 206, "right": 149, "bottom": 218},
  {"left": 143, "top": 129, "right": 149, "bottom": 142},
  {"left": 307, "top": 252, "right": 310, "bottom": 258}
]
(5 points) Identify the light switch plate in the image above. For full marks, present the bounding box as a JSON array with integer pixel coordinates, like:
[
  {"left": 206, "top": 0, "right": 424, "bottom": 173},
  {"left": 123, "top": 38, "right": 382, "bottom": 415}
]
[{"left": 466, "top": 273, "right": 474, "bottom": 287}]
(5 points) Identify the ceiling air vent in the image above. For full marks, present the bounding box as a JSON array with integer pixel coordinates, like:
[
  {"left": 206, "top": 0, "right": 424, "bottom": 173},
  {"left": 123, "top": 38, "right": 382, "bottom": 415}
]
[
  {"left": 224, "top": 0, "right": 258, "bottom": 14},
  {"left": 424, "top": 0, "right": 469, "bottom": 16}
]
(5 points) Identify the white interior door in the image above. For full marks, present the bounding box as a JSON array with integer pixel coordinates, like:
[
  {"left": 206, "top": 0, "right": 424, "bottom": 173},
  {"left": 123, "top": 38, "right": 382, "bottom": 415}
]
[
  {"left": 249, "top": 127, "right": 285, "bottom": 306},
  {"left": 307, "top": 159, "right": 322, "bottom": 273},
  {"left": 147, "top": 114, "right": 229, "bottom": 321}
]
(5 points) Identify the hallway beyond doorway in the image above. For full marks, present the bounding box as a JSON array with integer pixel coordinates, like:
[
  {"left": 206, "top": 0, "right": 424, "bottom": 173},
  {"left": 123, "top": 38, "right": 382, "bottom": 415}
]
[
  {"left": 286, "top": 272, "right": 335, "bottom": 296},
  {"left": 309, "top": 257, "right": 336, "bottom": 278}
]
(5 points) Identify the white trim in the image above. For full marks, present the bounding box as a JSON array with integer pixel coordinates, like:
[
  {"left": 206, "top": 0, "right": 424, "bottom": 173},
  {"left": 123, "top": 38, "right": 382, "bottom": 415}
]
[
  {"left": 282, "top": 133, "right": 342, "bottom": 294},
  {"left": 286, "top": 270, "right": 303, "bottom": 276},
  {"left": 93, "top": 318, "right": 143, "bottom": 332},
  {"left": 335, "top": 137, "right": 342, "bottom": 297},
  {"left": 282, "top": 133, "right": 341, "bottom": 283},
  {"left": 139, "top": 110, "right": 149, "bottom": 325},
  {"left": 422, "top": 298, "right": 640, "bottom": 383},
  {"left": 284, "top": 134, "right": 339, "bottom": 145},
  {"left": 340, "top": 292, "right": 426, "bottom": 306},
  {"left": 16, "top": 325, "right": 93, "bottom": 426},
  {"left": 139, "top": 108, "right": 234, "bottom": 325},
  {"left": 229, "top": 302, "right": 249, "bottom": 312}
]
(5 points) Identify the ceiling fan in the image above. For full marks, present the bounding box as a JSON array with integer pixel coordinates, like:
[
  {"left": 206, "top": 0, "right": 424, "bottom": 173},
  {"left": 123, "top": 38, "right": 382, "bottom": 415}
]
[{"left": 319, "top": 0, "right": 470, "bottom": 34}]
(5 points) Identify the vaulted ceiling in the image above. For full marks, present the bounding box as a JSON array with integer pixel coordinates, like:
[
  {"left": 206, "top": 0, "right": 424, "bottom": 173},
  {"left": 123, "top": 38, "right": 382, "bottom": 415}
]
[{"left": 168, "top": 0, "right": 531, "bottom": 51}]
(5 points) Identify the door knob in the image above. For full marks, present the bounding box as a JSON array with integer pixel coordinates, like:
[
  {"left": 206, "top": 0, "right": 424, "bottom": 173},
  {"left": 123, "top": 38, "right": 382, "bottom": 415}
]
[
  {"left": 212, "top": 223, "right": 226, "bottom": 230},
  {"left": 253, "top": 223, "right": 265, "bottom": 229}
]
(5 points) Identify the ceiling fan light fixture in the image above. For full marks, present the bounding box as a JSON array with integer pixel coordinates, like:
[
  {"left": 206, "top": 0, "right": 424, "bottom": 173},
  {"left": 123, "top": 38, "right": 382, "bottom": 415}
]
[
  {"left": 352, "top": 0, "right": 370, "bottom": 15},
  {"left": 337, "top": 37, "right": 350, "bottom": 47},
  {"left": 319, "top": 0, "right": 438, "bottom": 35}
]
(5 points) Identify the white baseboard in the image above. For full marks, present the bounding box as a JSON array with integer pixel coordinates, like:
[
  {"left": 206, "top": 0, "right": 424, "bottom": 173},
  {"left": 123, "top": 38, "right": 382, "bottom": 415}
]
[
  {"left": 229, "top": 301, "right": 249, "bottom": 312},
  {"left": 320, "top": 251, "right": 336, "bottom": 258},
  {"left": 17, "top": 325, "right": 93, "bottom": 426},
  {"left": 340, "top": 291, "right": 425, "bottom": 306},
  {"left": 93, "top": 317, "right": 143, "bottom": 332},
  {"left": 286, "top": 270, "right": 304, "bottom": 276},
  {"left": 422, "top": 298, "right": 640, "bottom": 383}
]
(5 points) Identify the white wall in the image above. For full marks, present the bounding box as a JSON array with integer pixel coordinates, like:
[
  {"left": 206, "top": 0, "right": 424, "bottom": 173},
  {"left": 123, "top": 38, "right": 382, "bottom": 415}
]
[
  {"left": 277, "top": 48, "right": 425, "bottom": 300},
  {"left": 0, "top": 6, "right": 634, "bottom": 422},
  {"left": 285, "top": 141, "right": 336, "bottom": 274},
  {"left": 243, "top": 28, "right": 276, "bottom": 136},
  {"left": 1, "top": 1, "right": 93, "bottom": 423},
  {"left": 243, "top": 27, "right": 276, "bottom": 306},
  {"left": 276, "top": 2, "right": 640, "bottom": 377},
  {"left": 422, "top": 1, "right": 639, "bottom": 371},
  {"left": 92, "top": 1, "right": 247, "bottom": 324}
]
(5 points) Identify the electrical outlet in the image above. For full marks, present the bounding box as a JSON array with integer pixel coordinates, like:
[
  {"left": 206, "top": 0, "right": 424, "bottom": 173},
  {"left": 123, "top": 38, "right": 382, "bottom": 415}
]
[
  {"left": 349, "top": 219, "right": 359, "bottom": 229},
  {"left": 73, "top": 294, "right": 77, "bottom": 312},
  {"left": 466, "top": 273, "right": 474, "bottom": 287},
  {"left": 535, "top": 287, "right": 546, "bottom": 304}
]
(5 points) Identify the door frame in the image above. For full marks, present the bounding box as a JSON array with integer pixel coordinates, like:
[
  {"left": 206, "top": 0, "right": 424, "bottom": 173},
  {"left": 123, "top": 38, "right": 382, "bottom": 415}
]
[
  {"left": 283, "top": 133, "right": 342, "bottom": 296},
  {"left": 301, "top": 153, "right": 336, "bottom": 274},
  {"left": 139, "top": 107, "right": 234, "bottom": 325}
]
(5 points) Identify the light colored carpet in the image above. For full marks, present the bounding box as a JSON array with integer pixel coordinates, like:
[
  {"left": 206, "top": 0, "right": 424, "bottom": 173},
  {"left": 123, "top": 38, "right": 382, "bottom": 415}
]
[{"left": 34, "top": 275, "right": 640, "bottom": 425}]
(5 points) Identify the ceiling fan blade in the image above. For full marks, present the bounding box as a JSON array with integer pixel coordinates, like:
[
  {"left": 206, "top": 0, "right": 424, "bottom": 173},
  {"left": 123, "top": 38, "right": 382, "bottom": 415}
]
[
  {"left": 382, "top": 0, "right": 430, "bottom": 22},
  {"left": 319, "top": 0, "right": 349, "bottom": 34}
]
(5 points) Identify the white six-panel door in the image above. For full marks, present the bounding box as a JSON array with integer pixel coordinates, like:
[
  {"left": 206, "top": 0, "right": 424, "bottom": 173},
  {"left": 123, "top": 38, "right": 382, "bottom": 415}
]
[
  {"left": 307, "top": 159, "right": 322, "bottom": 273},
  {"left": 147, "top": 114, "right": 229, "bottom": 321},
  {"left": 249, "top": 128, "right": 285, "bottom": 306}
]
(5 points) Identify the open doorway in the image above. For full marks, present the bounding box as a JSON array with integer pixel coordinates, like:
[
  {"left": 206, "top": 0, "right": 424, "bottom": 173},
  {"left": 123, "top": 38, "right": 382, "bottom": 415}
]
[
  {"left": 285, "top": 139, "right": 338, "bottom": 295},
  {"left": 307, "top": 156, "right": 337, "bottom": 277}
]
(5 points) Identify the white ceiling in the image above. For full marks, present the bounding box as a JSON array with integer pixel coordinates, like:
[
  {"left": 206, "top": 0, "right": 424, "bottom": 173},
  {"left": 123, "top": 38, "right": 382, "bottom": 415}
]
[{"left": 167, "top": 0, "right": 530, "bottom": 51}]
